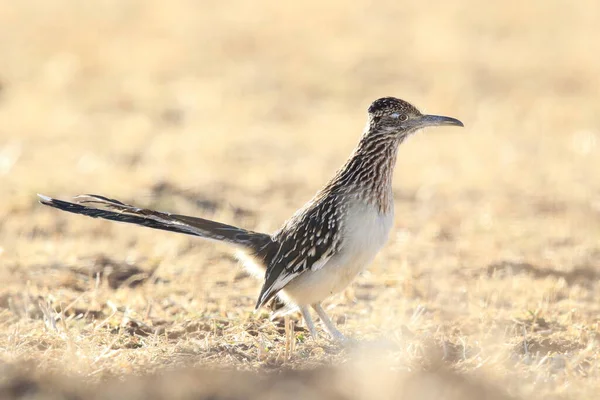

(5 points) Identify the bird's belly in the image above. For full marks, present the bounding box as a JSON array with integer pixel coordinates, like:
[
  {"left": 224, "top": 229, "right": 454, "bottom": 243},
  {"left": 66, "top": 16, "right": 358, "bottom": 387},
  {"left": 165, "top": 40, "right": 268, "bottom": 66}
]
[{"left": 283, "top": 203, "right": 393, "bottom": 306}]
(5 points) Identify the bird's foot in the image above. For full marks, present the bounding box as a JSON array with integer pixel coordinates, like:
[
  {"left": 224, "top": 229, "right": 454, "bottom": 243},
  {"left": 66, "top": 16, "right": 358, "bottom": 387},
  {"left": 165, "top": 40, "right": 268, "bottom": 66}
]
[{"left": 321, "top": 328, "right": 358, "bottom": 347}]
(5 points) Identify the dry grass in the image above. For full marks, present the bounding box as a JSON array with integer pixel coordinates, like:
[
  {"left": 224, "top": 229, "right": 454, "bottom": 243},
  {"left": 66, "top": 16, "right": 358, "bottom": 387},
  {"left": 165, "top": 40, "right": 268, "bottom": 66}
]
[{"left": 1, "top": 0, "right": 600, "bottom": 399}]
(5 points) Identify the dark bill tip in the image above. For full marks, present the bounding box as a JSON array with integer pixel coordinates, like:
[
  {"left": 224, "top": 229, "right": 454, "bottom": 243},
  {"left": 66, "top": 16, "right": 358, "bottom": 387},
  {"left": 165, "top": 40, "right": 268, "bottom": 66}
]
[{"left": 419, "top": 114, "right": 464, "bottom": 128}]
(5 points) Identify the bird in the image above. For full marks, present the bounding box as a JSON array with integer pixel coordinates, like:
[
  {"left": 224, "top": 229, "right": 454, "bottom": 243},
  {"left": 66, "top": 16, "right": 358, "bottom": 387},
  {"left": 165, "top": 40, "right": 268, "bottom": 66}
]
[{"left": 38, "top": 97, "right": 463, "bottom": 342}]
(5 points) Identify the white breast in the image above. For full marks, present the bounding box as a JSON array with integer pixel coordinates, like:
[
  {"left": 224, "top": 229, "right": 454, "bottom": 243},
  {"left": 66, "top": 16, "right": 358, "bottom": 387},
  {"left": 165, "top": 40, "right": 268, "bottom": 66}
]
[
  {"left": 282, "top": 200, "right": 394, "bottom": 306},
  {"left": 336, "top": 200, "right": 394, "bottom": 272}
]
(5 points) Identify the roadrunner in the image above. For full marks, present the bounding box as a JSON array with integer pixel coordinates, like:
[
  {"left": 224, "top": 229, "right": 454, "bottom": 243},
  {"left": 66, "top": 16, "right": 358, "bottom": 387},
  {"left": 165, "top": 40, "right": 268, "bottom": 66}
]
[{"left": 39, "top": 97, "right": 463, "bottom": 341}]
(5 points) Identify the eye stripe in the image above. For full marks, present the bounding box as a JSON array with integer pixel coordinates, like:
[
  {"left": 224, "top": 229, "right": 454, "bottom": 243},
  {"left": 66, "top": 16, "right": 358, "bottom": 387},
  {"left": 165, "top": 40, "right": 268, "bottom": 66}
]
[{"left": 390, "top": 112, "right": 408, "bottom": 121}]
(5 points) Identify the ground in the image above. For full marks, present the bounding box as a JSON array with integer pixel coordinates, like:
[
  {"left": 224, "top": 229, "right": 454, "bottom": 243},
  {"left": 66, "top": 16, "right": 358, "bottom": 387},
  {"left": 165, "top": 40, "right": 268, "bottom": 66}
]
[{"left": 0, "top": 1, "right": 599, "bottom": 399}]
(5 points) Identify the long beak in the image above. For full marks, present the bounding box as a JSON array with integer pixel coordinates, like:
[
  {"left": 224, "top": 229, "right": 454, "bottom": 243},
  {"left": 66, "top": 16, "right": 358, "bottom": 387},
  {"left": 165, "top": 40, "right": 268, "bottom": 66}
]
[{"left": 416, "top": 114, "right": 464, "bottom": 128}]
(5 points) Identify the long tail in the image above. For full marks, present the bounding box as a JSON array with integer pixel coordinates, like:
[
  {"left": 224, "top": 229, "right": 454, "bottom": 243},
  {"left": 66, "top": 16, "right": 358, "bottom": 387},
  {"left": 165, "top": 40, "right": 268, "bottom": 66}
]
[{"left": 38, "top": 194, "right": 273, "bottom": 251}]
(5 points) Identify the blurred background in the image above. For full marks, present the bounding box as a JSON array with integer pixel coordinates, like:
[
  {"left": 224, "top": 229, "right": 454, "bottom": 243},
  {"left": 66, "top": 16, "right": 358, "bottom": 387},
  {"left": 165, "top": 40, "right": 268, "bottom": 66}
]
[{"left": 0, "top": 1, "right": 599, "bottom": 399}]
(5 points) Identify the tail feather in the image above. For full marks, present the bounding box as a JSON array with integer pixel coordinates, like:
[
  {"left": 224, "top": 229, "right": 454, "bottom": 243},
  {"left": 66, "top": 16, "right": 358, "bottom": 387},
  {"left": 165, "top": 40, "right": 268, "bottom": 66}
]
[{"left": 38, "top": 194, "right": 272, "bottom": 250}]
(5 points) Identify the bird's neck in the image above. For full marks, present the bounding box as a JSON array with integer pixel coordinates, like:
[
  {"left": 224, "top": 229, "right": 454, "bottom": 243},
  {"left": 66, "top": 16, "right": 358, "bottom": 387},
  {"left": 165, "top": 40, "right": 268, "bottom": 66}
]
[{"left": 330, "top": 132, "right": 402, "bottom": 213}]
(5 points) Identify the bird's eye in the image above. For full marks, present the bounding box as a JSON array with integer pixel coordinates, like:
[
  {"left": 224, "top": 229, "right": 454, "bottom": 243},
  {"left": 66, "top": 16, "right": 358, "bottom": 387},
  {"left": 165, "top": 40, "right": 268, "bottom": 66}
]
[{"left": 391, "top": 112, "right": 408, "bottom": 121}]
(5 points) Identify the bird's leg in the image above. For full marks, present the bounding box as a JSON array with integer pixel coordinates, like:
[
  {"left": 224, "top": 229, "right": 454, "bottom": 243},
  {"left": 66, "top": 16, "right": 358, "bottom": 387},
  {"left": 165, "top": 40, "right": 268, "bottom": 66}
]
[
  {"left": 312, "top": 303, "right": 347, "bottom": 342},
  {"left": 299, "top": 306, "right": 318, "bottom": 339}
]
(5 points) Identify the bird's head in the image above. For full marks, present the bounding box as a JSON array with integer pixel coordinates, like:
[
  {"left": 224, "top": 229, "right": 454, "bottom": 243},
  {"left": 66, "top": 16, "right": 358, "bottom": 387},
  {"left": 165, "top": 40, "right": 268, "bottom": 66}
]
[{"left": 366, "top": 97, "right": 463, "bottom": 139}]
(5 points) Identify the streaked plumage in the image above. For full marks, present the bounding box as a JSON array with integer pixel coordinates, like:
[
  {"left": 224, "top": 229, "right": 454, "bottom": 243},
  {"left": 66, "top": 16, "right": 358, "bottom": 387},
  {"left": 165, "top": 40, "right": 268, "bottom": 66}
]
[{"left": 39, "top": 97, "right": 463, "bottom": 341}]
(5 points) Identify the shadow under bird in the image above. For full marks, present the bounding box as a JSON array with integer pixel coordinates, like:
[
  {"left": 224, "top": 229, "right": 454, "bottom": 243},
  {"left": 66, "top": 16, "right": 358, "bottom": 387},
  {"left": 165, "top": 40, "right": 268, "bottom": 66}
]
[{"left": 39, "top": 97, "right": 463, "bottom": 342}]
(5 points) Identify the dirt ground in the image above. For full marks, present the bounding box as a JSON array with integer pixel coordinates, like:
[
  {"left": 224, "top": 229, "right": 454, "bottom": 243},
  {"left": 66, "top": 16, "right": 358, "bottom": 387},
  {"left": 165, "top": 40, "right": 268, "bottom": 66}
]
[{"left": 1, "top": 1, "right": 599, "bottom": 399}]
